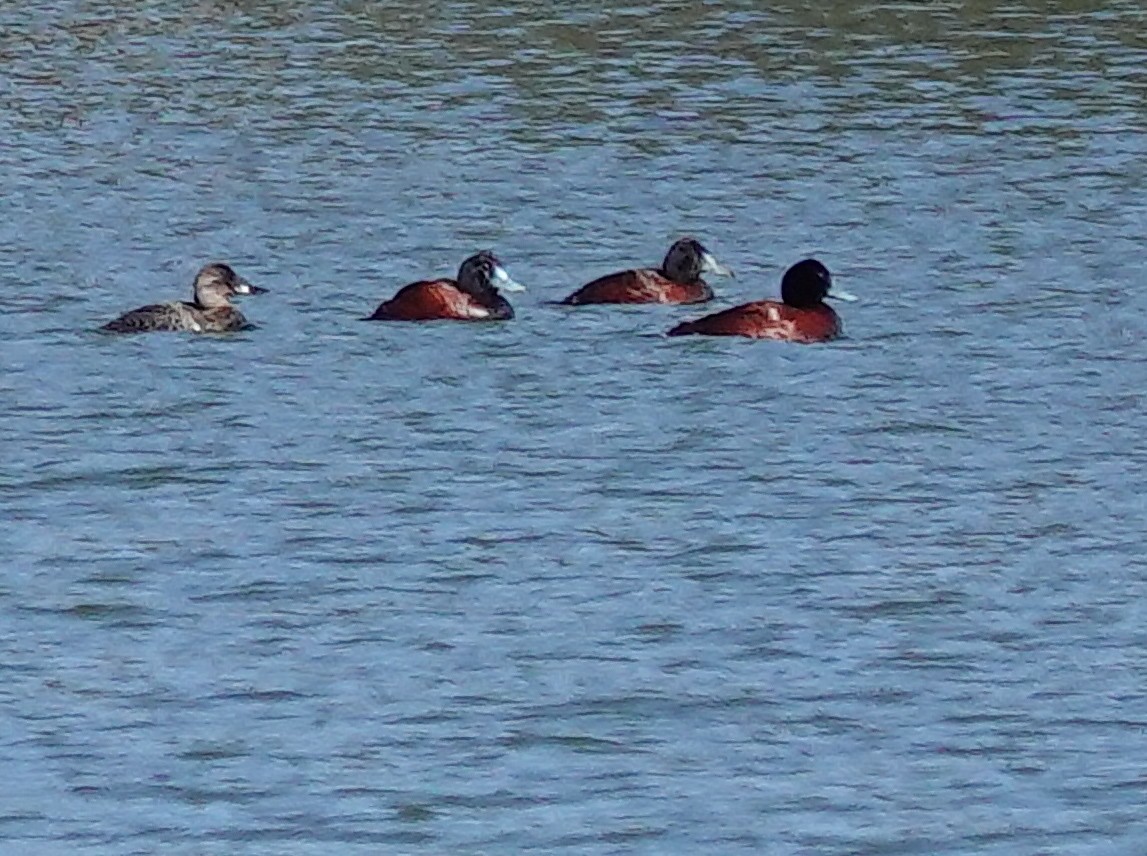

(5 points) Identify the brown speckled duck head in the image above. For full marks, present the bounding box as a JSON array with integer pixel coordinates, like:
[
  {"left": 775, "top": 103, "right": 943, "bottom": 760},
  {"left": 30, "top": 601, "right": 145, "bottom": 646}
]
[
  {"left": 661, "top": 238, "right": 734, "bottom": 285},
  {"left": 193, "top": 262, "right": 268, "bottom": 308}
]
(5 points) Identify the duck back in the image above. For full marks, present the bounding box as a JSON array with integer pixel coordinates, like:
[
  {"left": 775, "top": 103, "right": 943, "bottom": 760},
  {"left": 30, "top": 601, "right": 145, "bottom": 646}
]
[
  {"left": 102, "top": 301, "right": 252, "bottom": 334},
  {"left": 367, "top": 280, "right": 512, "bottom": 321},
  {"left": 668, "top": 300, "right": 841, "bottom": 343},
  {"left": 102, "top": 302, "right": 203, "bottom": 333},
  {"left": 562, "top": 270, "right": 713, "bottom": 305}
]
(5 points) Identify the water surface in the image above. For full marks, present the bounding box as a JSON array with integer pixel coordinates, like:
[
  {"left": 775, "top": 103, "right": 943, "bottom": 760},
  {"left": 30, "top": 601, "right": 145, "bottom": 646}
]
[{"left": 3, "top": 1, "right": 1147, "bottom": 853}]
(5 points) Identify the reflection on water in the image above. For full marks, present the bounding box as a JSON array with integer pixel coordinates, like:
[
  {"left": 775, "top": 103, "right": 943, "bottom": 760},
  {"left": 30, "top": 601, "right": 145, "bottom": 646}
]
[{"left": 3, "top": 1, "right": 1147, "bottom": 853}]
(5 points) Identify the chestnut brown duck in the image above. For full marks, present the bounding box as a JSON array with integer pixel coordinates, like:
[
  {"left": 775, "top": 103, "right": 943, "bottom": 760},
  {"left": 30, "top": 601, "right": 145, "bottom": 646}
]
[
  {"left": 668, "top": 258, "right": 856, "bottom": 343},
  {"left": 365, "top": 251, "right": 524, "bottom": 321},
  {"left": 560, "top": 237, "right": 733, "bottom": 306}
]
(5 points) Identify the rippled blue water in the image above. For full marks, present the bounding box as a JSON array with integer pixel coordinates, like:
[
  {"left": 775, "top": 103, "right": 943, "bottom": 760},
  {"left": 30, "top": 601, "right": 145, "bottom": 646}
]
[{"left": 3, "top": 1, "right": 1147, "bottom": 853}]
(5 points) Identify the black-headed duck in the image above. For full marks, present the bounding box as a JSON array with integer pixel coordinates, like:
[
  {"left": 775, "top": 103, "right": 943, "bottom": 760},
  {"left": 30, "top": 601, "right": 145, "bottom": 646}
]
[{"left": 668, "top": 258, "right": 855, "bottom": 343}]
